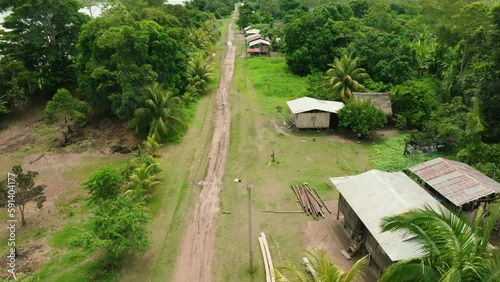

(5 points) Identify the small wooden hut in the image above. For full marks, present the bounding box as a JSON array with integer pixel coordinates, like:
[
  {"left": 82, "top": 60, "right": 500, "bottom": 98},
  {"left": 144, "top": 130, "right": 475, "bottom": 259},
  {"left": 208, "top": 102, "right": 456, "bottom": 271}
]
[
  {"left": 353, "top": 92, "right": 393, "bottom": 116},
  {"left": 286, "top": 97, "right": 344, "bottom": 129}
]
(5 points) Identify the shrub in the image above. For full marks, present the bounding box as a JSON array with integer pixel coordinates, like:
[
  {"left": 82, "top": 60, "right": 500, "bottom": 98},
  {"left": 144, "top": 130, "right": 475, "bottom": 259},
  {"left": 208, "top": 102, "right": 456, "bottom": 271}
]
[{"left": 338, "top": 100, "right": 387, "bottom": 136}]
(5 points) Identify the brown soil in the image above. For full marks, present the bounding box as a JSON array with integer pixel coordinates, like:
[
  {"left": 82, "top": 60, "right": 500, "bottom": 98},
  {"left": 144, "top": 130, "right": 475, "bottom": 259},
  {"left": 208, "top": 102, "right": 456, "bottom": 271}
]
[
  {"left": 0, "top": 105, "right": 136, "bottom": 278},
  {"left": 302, "top": 200, "right": 379, "bottom": 282},
  {"left": 171, "top": 7, "right": 236, "bottom": 282}
]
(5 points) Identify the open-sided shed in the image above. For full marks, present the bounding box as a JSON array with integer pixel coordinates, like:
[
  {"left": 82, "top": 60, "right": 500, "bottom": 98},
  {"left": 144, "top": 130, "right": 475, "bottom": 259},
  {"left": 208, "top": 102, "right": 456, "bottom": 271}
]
[
  {"left": 408, "top": 158, "right": 500, "bottom": 212},
  {"left": 286, "top": 97, "right": 344, "bottom": 129},
  {"left": 330, "top": 170, "right": 443, "bottom": 274}
]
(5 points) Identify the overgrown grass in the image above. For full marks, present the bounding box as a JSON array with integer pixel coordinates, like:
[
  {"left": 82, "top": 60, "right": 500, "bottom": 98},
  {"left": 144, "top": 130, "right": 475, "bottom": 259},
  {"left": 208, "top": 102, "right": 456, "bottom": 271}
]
[
  {"left": 370, "top": 134, "right": 456, "bottom": 171},
  {"left": 245, "top": 57, "right": 308, "bottom": 116}
]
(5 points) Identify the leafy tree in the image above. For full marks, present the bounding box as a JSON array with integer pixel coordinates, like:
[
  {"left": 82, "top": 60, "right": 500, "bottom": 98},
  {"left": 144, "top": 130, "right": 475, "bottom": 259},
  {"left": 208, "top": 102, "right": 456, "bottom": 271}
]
[
  {"left": 0, "top": 165, "right": 46, "bottom": 226},
  {"left": 380, "top": 205, "right": 500, "bottom": 282},
  {"left": 349, "top": 28, "right": 415, "bottom": 84},
  {"left": 390, "top": 79, "right": 439, "bottom": 129},
  {"left": 83, "top": 166, "right": 122, "bottom": 205},
  {"left": 129, "top": 83, "right": 186, "bottom": 142},
  {"left": 77, "top": 13, "right": 187, "bottom": 118},
  {"left": 0, "top": 57, "right": 37, "bottom": 113},
  {"left": 275, "top": 249, "right": 368, "bottom": 282},
  {"left": 284, "top": 4, "right": 353, "bottom": 75},
  {"left": 44, "top": 88, "right": 89, "bottom": 126},
  {"left": 84, "top": 194, "right": 149, "bottom": 260},
  {"left": 325, "top": 55, "right": 369, "bottom": 103},
  {"left": 349, "top": 0, "right": 369, "bottom": 18},
  {"left": 0, "top": 0, "right": 89, "bottom": 95},
  {"left": 338, "top": 100, "right": 387, "bottom": 137}
]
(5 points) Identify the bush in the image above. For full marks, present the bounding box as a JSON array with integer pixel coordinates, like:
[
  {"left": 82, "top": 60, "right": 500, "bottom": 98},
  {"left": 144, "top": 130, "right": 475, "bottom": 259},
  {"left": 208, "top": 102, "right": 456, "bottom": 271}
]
[{"left": 338, "top": 100, "right": 387, "bottom": 136}]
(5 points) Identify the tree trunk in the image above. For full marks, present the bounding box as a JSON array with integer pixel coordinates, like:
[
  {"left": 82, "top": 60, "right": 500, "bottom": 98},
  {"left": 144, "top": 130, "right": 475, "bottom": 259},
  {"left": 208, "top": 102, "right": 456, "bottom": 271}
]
[{"left": 19, "top": 205, "right": 26, "bottom": 227}]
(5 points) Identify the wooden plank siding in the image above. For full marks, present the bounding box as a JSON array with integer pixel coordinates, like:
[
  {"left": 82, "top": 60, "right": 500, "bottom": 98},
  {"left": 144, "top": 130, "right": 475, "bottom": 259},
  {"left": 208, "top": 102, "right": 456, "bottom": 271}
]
[
  {"left": 293, "top": 112, "right": 330, "bottom": 129},
  {"left": 338, "top": 193, "right": 393, "bottom": 274}
]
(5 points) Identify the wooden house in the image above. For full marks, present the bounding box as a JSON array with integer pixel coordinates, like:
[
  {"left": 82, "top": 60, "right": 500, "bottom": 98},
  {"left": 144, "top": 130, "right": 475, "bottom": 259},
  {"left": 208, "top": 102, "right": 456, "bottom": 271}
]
[
  {"left": 409, "top": 158, "right": 500, "bottom": 217},
  {"left": 286, "top": 97, "right": 344, "bottom": 129},
  {"left": 330, "top": 170, "right": 443, "bottom": 275}
]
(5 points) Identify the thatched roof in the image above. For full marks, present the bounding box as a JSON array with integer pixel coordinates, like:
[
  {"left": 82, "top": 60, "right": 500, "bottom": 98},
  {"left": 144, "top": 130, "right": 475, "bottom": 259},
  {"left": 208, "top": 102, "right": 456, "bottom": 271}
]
[{"left": 353, "top": 92, "right": 393, "bottom": 116}]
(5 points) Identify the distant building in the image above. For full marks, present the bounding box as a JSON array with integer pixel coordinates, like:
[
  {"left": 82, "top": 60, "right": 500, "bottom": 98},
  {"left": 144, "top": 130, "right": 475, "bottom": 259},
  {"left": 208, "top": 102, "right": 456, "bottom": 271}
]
[
  {"left": 286, "top": 97, "right": 344, "bottom": 129},
  {"left": 244, "top": 28, "right": 260, "bottom": 36},
  {"left": 408, "top": 158, "right": 500, "bottom": 215},
  {"left": 245, "top": 34, "right": 262, "bottom": 43},
  {"left": 353, "top": 92, "right": 393, "bottom": 116},
  {"left": 331, "top": 170, "right": 443, "bottom": 275},
  {"left": 247, "top": 38, "right": 270, "bottom": 55}
]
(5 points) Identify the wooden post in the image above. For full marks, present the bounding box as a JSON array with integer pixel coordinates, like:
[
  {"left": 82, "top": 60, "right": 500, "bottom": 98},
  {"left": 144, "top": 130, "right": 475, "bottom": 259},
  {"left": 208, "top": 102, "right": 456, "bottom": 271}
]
[{"left": 247, "top": 185, "right": 254, "bottom": 271}]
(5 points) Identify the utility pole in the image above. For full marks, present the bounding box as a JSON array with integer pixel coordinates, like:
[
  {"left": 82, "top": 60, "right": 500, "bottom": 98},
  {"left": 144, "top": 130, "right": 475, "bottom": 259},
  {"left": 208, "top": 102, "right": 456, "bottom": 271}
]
[{"left": 247, "top": 184, "right": 254, "bottom": 272}]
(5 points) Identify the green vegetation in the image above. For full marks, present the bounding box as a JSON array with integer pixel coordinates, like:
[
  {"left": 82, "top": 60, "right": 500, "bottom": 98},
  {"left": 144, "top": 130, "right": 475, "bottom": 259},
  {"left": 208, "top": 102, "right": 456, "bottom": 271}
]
[
  {"left": 0, "top": 165, "right": 46, "bottom": 226},
  {"left": 276, "top": 250, "right": 368, "bottom": 282},
  {"left": 380, "top": 206, "right": 500, "bottom": 281},
  {"left": 325, "top": 55, "right": 369, "bottom": 103},
  {"left": 338, "top": 100, "right": 386, "bottom": 136}
]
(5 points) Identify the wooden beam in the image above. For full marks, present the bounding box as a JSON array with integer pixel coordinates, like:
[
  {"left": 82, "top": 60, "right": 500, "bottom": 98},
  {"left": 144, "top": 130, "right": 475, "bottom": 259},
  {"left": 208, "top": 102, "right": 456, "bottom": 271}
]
[
  {"left": 261, "top": 233, "right": 275, "bottom": 282},
  {"left": 258, "top": 236, "right": 272, "bottom": 282},
  {"left": 313, "top": 187, "right": 332, "bottom": 214}
]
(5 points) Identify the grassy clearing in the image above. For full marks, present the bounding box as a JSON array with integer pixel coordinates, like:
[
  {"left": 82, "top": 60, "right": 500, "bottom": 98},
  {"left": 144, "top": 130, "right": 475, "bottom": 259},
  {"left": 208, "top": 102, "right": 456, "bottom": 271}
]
[
  {"left": 245, "top": 57, "right": 308, "bottom": 117},
  {"left": 213, "top": 52, "right": 373, "bottom": 281},
  {"left": 370, "top": 134, "right": 456, "bottom": 171}
]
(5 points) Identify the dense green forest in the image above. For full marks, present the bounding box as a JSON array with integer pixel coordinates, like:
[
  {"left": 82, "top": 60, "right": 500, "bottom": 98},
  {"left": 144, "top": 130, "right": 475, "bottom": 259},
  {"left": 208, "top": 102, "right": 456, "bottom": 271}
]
[{"left": 238, "top": 0, "right": 499, "bottom": 181}]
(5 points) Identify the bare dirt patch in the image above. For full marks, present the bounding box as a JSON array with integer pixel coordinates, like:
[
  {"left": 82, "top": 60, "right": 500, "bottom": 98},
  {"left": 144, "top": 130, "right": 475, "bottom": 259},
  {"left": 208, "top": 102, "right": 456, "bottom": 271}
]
[
  {"left": 302, "top": 200, "right": 378, "bottom": 282},
  {"left": 171, "top": 8, "right": 236, "bottom": 282}
]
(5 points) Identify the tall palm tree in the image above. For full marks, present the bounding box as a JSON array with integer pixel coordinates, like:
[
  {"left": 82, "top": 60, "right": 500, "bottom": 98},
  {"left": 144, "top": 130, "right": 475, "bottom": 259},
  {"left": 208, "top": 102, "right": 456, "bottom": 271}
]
[
  {"left": 186, "top": 51, "right": 213, "bottom": 97},
  {"left": 380, "top": 205, "right": 500, "bottom": 282},
  {"left": 130, "top": 83, "right": 186, "bottom": 143},
  {"left": 275, "top": 249, "right": 368, "bottom": 282},
  {"left": 325, "top": 55, "right": 369, "bottom": 103}
]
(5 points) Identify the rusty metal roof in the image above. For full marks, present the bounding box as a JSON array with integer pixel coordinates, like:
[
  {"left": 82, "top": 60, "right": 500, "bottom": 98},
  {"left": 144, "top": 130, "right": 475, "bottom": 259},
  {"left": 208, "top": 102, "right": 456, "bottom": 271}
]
[{"left": 409, "top": 158, "right": 500, "bottom": 207}]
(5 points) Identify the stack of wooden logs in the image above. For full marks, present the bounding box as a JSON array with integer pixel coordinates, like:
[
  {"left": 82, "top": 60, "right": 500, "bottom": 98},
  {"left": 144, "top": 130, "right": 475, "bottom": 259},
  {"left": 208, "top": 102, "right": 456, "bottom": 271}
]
[
  {"left": 291, "top": 183, "right": 331, "bottom": 220},
  {"left": 258, "top": 232, "right": 275, "bottom": 282}
]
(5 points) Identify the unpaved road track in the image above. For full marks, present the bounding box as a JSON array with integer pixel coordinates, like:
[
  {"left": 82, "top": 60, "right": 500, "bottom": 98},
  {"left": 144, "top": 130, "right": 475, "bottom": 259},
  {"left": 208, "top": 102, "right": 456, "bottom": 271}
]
[{"left": 171, "top": 7, "right": 236, "bottom": 282}]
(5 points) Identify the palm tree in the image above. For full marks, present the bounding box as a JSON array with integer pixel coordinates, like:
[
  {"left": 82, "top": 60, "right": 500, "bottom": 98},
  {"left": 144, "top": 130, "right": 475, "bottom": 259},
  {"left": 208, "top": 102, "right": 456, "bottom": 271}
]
[
  {"left": 130, "top": 83, "right": 186, "bottom": 143},
  {"left": 188, "top": 28, "right": 214, "bottom": 55},
  {"left": 186, "top": 51, "right": 213, "bottom": 97},
  {"left": 144, "top": 133, "right": 160, "bottom": 157},
  {"left": 275, "top": 249, "right": 368, "bottom": 282},
  {"left": 325, "top": 55, "right": 370, "bottom": 103},
  {"left": 128, "top": 163, "right": 162, "bottom": 196},
  {"left": 380, "top": 205, "right": 500, "bottom": 282}
]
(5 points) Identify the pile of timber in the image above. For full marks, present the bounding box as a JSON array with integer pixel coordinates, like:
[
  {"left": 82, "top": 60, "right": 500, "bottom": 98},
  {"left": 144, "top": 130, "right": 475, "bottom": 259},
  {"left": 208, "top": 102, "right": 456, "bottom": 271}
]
[
  {"left": 258, "top": 232, "right": 275, "bottom": 282},
  {"left": 291, "top": 183, "right": 331, "bottom": 220}
]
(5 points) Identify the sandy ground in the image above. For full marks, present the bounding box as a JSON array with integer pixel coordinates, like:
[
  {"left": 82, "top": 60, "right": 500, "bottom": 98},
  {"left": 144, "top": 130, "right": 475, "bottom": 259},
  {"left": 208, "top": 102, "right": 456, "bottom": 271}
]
[
  {"left": 171, "top": 7, "right": 236, "bottom": 282},
  {"left": 302, "top": 200, "right": 379, "bottom": 282}
]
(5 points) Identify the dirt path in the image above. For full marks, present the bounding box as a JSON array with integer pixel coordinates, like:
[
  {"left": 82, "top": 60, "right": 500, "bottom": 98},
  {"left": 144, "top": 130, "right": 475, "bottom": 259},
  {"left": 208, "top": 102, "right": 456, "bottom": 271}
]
[{"left": 171, "top": 7, "right": 236, "bottom": 282}]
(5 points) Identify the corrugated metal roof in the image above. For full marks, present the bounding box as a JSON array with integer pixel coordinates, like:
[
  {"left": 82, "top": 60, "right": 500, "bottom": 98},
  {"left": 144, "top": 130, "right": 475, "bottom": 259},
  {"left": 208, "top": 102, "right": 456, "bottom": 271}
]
[
  {"left": 409, "top": 158, "right": 500, "bottom": 207},
  {"left": 248, "top": 39, "right": 271, "bottom": 47},
  {"left": 245, "top": 29, "right": 260, "bottom": 35},
  {"left": 286, "top": 97, "right": 345, "bottom": 114},
  {"left": 245, "top": 34, "right": 262, "bottom": 43},
  {"left": 330, "top": 170, "right": 443, "bottom": 262},
  {"left": 353, "top": 92, "right": 393, "bottom": 116},
  {"left": 246, "top": 48, "right": 261, "bottom": 53}
]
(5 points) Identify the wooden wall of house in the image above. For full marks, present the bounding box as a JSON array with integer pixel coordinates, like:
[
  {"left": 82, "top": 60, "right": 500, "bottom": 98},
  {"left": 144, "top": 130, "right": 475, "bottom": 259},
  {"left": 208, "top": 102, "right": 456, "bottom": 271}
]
[
  {"left": 338, "top": 194, "right": 362, "bottom": 238},
  {"left": 294, "top": 112, "right": 330, "bottom": 129},
  {"left": 259, "top": 44, "right": 269, "bottom": 54},
  {"left": 365, "top": 232, "right": 394, "bottom": 272}
]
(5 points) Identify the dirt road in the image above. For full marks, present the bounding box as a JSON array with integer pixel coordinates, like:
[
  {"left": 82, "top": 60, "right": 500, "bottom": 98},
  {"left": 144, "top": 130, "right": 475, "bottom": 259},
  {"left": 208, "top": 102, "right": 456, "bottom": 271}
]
[{"left": 171, "top": 7, "right": 236, "bottom": 282}]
